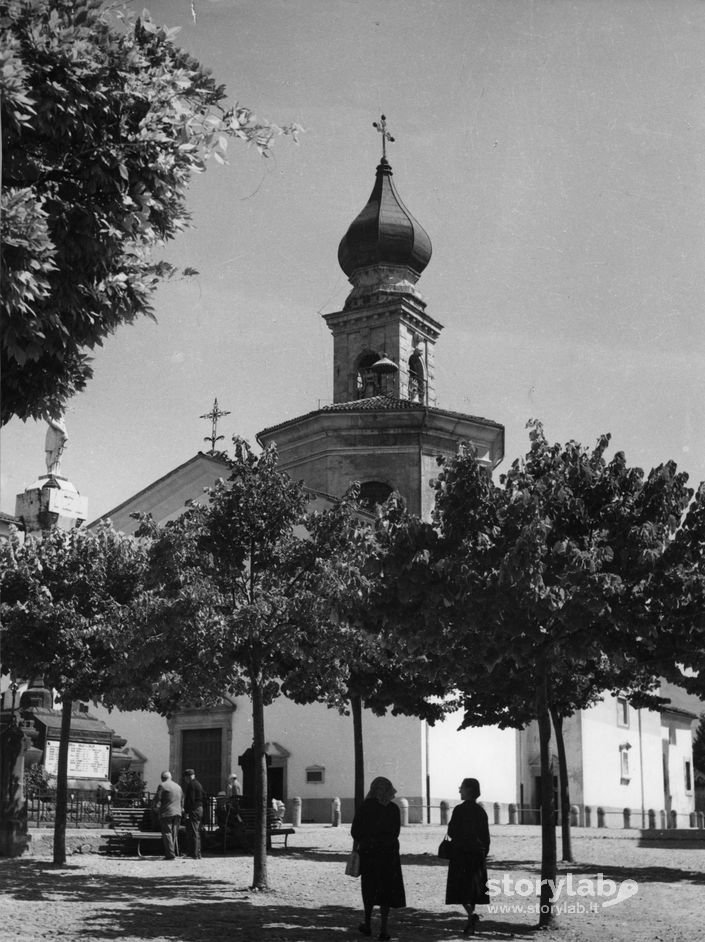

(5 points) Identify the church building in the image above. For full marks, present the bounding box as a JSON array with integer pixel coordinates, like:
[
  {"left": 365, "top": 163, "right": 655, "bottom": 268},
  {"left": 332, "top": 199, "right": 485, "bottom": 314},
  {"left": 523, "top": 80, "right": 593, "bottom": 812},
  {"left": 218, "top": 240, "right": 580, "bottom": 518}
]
[{"left": 80, "top": 136, "right": 698, "bottom": 827}]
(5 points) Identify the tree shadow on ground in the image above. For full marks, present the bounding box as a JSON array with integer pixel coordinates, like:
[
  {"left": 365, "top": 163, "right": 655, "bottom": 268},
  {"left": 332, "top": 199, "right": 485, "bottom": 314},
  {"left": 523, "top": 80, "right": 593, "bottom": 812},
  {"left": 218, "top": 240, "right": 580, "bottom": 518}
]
[
  {"left": 563, "top": 860, "right": 705, "bottom": 885},
  {"left": 268, "top": 848, "right": 705, "bottom": 888},
  {"left": 82, "top": 899, "right": 539, "bottom": 942},
  {"left": 0, "top": 862, "right": 541, "bottom": 941},
  {"left": 0, "top": 860, "right": 237, "bottom": 903},
  {"left": 479, "top": 856, "right": 705, "bottom": 886}
]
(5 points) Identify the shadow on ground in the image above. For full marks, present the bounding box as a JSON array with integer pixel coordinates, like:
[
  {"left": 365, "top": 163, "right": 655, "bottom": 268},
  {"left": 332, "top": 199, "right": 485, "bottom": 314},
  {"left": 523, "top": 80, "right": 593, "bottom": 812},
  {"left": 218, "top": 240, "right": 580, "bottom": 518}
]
[
  {"left": 0, "top": 861, "right": 540, "bottom": 940},
  {"left": 87, "top": 899, "right": 537, "bottom": 942}
]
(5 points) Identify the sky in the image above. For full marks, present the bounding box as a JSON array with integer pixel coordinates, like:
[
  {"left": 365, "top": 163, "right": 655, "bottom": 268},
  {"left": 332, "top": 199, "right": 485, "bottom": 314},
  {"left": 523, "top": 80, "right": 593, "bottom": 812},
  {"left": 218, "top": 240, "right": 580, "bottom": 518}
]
[{"left": 3, "top": 0, "right": 705, "bottom": 522}]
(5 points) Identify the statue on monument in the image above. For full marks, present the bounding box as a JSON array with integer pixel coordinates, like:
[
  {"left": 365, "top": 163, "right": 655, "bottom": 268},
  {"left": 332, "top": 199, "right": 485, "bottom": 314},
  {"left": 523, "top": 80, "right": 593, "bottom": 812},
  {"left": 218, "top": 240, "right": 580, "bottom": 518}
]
[{"left": 44, "top": 416, "right": 68, "bottom": 476}]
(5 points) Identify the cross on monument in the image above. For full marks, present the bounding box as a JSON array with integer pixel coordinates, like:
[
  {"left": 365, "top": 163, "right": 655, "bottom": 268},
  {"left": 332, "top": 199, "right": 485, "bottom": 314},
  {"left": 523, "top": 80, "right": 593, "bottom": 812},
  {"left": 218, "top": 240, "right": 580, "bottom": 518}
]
[
  {"left": 200, "top": 397, "right": 231, "bottom": 453},
  {"left": 373, "top": 114, "right": 395, "bottom": 160}
]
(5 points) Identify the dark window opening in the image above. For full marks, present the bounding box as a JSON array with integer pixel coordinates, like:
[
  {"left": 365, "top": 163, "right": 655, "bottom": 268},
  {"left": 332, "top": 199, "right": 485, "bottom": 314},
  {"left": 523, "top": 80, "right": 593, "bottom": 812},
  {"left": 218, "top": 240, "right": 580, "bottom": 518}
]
[
  {"left": 408, "top": 351, "right": 425, "bottom": 403},
  {"left": 355, "top": 353, "right": 380, "bottom": 399},
  {"left": 358, "top": 481, "right": 393, "bottom": 509}
]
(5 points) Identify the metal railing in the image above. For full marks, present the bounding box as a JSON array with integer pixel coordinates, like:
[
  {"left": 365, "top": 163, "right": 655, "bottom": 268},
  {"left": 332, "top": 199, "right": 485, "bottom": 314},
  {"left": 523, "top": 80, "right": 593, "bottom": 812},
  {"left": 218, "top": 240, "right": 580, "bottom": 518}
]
[{"left": 26, "top": 791, "right": 226, "bottom": 830}]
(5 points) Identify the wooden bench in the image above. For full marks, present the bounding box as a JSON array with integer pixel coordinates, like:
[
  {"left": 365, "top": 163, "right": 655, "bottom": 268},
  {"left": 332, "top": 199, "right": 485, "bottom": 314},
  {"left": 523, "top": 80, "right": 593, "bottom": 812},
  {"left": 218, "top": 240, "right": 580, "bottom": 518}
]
[
  {"left": 235, "top": 807, "right": 295, "bottom": 850},
  {"left": 105, "top": 806, "right": 164, "bottom": 858}
]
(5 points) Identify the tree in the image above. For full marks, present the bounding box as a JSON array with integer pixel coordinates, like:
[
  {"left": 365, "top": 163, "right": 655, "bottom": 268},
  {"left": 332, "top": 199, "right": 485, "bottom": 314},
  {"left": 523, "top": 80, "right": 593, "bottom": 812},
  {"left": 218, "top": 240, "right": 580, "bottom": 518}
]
[
  {"left": 385, "top": 422, "right": 698, "bottom": 927},
  {"left": 284, "top": 490, "right": 453, "bottom": 810},
  {"left": 0, "top": 523, "right": 148, "bottom": 864},
  {"left": 1, "top": 0, "right": 299, "bottom": 423},
  {"left": 693, "top": 714, "right": 705, "bottom": 773},
  {"left": 129, "top": 439, "right": 329, "bottom": 891},
  {"left": 636, "top": 482, "right": 705, "bottom": 699}
]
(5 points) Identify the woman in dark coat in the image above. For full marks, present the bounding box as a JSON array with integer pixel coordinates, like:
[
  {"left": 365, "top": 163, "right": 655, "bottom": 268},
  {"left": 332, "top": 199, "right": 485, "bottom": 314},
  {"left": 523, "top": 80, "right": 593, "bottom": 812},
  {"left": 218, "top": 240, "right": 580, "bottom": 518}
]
[
  {"left": 351, "top": 776, "right": 406, "bottom": 940},
  {"left": 445, "top": 777, "right": 490, "bottom": 936}
]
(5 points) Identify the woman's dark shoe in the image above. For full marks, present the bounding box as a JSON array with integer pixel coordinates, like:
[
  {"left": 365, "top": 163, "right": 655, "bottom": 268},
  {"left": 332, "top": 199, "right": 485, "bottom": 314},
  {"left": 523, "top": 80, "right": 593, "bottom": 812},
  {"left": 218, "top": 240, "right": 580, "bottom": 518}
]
[
  {"left": 358, "top": 924, "right": 371, "bottom": 937},
  {"left": 463, "top": 913, "right": 479, "bottom": 935},
  {"left": 378, "top": 935, "right": 391, "bottom": 941}
]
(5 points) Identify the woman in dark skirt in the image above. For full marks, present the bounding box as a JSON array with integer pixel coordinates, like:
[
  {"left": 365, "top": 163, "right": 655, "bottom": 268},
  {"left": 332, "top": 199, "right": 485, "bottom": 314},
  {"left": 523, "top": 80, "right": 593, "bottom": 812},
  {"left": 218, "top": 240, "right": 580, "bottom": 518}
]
[
  {"left": 351, "top": 776, "right": 406, "bottom": 940},
  {"left": 445, "top": 777, "right": 490, "bottom": 936}
]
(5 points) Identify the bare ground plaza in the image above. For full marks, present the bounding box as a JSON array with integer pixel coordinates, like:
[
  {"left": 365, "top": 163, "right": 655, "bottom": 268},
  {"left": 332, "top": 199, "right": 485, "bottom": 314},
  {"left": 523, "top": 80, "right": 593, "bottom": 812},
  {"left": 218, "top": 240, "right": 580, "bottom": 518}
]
[{"left": 0, "top": 824, "right": 702, "bottom": 942}]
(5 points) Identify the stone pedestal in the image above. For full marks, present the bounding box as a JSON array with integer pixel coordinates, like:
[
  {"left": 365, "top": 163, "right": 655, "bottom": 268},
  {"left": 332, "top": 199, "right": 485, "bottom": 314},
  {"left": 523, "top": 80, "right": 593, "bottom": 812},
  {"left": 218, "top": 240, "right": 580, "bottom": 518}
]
[
  {"left": 0, "top": 720, "right": 32, "bottom": 857},
  {"left": 15, "top": 475, "right": 87, "bottom": 533}
]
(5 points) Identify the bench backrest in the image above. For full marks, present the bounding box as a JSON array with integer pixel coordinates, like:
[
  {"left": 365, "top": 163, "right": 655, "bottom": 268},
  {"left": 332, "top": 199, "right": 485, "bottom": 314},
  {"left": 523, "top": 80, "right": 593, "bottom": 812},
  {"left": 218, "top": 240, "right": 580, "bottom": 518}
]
[
  {"left": 237, "top": 808, "right": 284, "bottom": 829},
  {"left": 108, "top": 807, "right": 153, "bottom": 831}
]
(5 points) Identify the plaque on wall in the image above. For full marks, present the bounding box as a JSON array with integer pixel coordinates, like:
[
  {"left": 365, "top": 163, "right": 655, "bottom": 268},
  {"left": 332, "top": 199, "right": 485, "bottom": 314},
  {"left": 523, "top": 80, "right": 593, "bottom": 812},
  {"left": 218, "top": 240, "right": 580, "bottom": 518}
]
[{"left": 44, "top": 740, "right": 111, "bottom": 779}]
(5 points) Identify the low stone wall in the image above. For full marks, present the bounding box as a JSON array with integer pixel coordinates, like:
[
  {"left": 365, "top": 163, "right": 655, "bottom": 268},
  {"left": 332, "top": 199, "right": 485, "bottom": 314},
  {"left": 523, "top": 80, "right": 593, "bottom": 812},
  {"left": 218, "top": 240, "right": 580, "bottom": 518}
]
[{"left": 22, "top": 829, "right": 107, "bottom": 857}]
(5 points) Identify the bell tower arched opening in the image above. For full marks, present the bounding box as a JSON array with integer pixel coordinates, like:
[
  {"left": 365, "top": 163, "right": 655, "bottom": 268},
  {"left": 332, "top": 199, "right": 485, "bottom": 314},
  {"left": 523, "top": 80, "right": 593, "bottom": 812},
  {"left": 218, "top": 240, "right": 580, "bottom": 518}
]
[
  {"left": 355, "top": 352, "right": 381, "bottom": 399},
  {"left": 408, "top": 348, "right": 426, "bottom": 404}
]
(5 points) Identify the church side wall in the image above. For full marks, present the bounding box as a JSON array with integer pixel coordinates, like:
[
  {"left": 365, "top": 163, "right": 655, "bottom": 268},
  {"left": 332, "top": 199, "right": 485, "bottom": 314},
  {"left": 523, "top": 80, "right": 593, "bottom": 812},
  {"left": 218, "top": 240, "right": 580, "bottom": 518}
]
[
  {"left": 662, "top": 715, "right": 696, "bottom": 821},
  {"left": 427, "top": 711, "right": 517, "bottom": 822},
  {"left": 251, "top": 697, "right": 424, "bottom": 824},
  {"left": 563, "top": 711, "right": 585, "bottom": 809},
  {"left": 580, "top": 696, "right": 666, "bottom": 822}
]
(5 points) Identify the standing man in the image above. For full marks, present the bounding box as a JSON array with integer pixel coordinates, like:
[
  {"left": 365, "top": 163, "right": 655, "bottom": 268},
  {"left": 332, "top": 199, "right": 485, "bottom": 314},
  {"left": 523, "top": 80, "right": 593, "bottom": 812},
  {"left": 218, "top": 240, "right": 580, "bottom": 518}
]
[
  {"left": 153, "top": 771, "right": 183, "bottom": 860},
  {"left": 183, "top": 768, "right": 205, "bottom": 859}
]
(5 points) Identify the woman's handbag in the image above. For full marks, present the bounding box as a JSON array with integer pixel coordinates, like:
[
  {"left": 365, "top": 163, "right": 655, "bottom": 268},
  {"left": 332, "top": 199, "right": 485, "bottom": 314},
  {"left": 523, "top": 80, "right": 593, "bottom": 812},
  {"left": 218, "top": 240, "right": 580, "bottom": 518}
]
[
  {"left": 345, "top": 847, "right": 361, "bottom": 877},
  {"left": 438, "top": 835, "right": 452, "bottom": 859}
]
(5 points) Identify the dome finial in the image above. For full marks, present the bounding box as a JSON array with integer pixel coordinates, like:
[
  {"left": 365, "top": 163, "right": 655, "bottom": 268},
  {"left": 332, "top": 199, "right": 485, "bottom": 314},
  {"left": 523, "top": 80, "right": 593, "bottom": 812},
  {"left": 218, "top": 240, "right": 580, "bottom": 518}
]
[{"left": 373, "top": 114, "right": 395, "bottom": 161}]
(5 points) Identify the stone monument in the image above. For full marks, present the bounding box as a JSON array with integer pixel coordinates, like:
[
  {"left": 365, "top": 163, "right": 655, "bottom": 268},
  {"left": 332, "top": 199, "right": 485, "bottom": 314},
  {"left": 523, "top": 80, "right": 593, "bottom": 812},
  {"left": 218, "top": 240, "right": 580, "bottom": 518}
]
[{"left": 14, "top": 417, "right": 87, "bottom": 533}]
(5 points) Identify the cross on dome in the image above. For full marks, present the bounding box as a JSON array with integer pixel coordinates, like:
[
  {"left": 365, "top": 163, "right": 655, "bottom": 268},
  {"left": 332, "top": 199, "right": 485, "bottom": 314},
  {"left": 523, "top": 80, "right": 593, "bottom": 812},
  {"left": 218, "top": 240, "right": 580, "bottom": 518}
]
[{"left": 373, "top": 114, "right": 395, "bottom": 160}]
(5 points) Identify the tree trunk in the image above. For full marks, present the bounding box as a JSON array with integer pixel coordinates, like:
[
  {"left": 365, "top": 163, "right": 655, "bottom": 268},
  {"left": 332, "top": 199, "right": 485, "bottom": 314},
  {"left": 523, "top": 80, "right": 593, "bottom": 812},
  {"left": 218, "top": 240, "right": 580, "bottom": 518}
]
[
  {"left": 250, "top": 680, "right": 268, "bottom": 890},
  {"left": 536, "top": 668, "right": 556, "bottom": 928},
  {"left": 53, "top": 696, "right": 72, "bottom": 866},
  {"left": 550, "top": 705, "right": 573, "bottom": 862},
  {"left": 351, "top": 693, "right": 365, "bottom": 810}
]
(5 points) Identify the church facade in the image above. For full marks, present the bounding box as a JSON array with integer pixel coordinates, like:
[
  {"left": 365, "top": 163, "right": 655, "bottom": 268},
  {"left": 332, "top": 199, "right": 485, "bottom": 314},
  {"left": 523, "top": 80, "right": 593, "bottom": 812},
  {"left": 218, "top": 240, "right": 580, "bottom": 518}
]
[{"left": 85, "top": 145, "right": 696, "bottom": 827}]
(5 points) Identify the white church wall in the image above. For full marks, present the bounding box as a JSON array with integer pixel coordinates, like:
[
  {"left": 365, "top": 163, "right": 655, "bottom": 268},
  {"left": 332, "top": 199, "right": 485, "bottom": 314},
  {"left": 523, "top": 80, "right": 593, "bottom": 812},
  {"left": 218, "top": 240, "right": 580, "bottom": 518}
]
[
  {"left": 250, "top": 697, "right": 424, "bottom": 823},
  {"left": 580, "top": 695, "right": 665, "bottom": 822},
  {"left": 663, "top": 717, "right": 696, "bottom": 822},
  {"left": 562, "top": 712, "right": 585, "bottom": 808},
  {"left": 427, "top": 710, "right": 517, "bottom": 820}
]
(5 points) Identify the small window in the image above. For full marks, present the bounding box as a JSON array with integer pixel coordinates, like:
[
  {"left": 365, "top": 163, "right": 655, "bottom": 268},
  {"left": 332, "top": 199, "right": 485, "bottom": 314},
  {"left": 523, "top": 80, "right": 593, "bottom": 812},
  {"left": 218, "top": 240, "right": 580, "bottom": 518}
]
[
  {"left": 685, "top": 760, "right": 693, "bottom": 792},
  {"left": 306, "top": 765, "right": 325, "bottom": 784},
  {"left": 619, "top": 743, "right": 631, "bottom": 783},
  {"left": 616, "top": 696, "right": 629, "bottom": 727},
  {"left": 668, "top": 726, "right": 677, "bottom": 745}
]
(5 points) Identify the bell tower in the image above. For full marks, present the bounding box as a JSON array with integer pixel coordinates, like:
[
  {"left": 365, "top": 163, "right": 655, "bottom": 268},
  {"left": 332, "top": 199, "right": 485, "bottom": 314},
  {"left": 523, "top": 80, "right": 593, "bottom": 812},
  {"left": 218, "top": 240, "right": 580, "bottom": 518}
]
[
  {"left": 258, "top": 119, "right": 504, "bottom": 519},
  {"left": 324, "top": 118, "right": 442, "bottom": 406}
]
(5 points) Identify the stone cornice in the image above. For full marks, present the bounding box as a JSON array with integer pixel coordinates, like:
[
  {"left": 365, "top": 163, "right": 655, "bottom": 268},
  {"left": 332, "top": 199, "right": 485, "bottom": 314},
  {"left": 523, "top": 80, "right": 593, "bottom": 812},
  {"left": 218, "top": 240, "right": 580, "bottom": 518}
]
[{"left": 323, "top": 298, "right": 444, "bottom": 341}]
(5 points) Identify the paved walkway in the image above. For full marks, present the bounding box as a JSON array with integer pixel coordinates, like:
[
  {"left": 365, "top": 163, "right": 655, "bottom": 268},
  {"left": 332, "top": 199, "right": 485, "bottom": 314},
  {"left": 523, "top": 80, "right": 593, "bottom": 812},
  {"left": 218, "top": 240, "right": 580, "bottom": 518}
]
[{"left": 0, "top": 824, "right": 702, "bottom": 941}]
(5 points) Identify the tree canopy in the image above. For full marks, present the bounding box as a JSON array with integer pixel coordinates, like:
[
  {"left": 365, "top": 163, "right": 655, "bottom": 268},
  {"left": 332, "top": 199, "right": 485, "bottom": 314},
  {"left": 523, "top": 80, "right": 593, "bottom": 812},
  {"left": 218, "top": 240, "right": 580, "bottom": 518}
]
[
  {"left": 128, "top": 440, "right": 332, "bottom": 890},
  {"left": 0, "top": 522, "right": 149, "bottom": 863},
  {"left": 284, "top": 489, "right": 454, "bottom": 808},
  {"left": 380, "top": 421, "right": 702, "bottom": 926},
  {"left": 0, "top": 0, "right": 299, "bottom": 423}
]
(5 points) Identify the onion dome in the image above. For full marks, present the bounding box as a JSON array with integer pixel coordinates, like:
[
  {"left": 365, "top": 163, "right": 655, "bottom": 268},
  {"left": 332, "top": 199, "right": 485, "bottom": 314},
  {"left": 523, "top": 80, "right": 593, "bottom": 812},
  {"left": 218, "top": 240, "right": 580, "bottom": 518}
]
[{"left": 338, "top": 157, "right": 432, "bottom": 279}]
